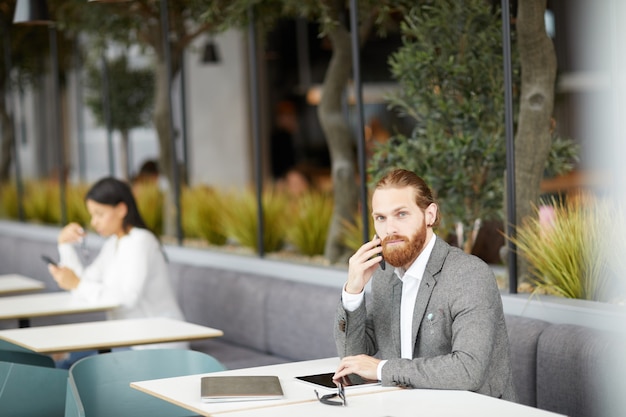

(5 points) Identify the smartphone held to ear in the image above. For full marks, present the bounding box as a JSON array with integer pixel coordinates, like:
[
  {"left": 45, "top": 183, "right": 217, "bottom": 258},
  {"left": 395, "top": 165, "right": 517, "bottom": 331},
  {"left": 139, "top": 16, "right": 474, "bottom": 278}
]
[
  {"left": 41, "top": 255, "right": 58, "bottom": 267},
  {"left": 374, "top": 235, "right": 386, "bottom": 270}
]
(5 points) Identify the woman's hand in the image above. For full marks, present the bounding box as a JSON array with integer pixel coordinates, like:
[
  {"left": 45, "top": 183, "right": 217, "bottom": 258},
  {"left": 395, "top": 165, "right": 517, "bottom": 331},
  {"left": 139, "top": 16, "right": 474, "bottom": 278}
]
[
  {"left": 58, "top": 222, "right": 85, "bottom": 245},
  {"left": 48, "top": 265, "right": 80, "bottom": 290}
]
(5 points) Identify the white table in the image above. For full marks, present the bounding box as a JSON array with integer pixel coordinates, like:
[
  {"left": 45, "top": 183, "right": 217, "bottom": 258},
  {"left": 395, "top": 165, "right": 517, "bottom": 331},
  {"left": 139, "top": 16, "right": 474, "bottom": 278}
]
[
  {"left": 220, "top": 387, "right": 566, "bottom": 417},
  {"left": 0, "top": 317, "right": 223, "bottom": 354},
  {"left": 0, "top": 274, "right": 45, "bottom": 295},
  {"left": 0, "top": 291, "right": 119, "bottom": 327},
  {"left": 131, "top": 357, "right": 565, "bottom": 417}
]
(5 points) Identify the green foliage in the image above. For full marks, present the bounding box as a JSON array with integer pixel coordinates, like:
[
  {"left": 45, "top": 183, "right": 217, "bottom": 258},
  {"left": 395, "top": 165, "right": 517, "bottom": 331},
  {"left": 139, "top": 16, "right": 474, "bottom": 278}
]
[
  {"left": 23, "top": 181, "right": 60, "bottom": 224},
  {"left": 66, "top": 183, "right": 90, "bottom": 226},
  {"left": 133, "top": 182, "right": 163, "bottom": 236},
  {"left": 84, "top": 54, "right": 154, "bottom": 133},
  {"left": 511, "top": 194, "right": 624, "bottom": 302},
  {"left": 0, "top": 182, "right": 18, "bottom": 218},
  {"left": 182, "top": 186, "right": 228, "bottom": 245},
  {"left": 545, "top": 135, "right": 580, "bottom": 178},
  {"left": 223, "top": 187, "right": 288, "bottom": 253},
  {"left": 341, "top": 211, "right": 375, "bottom": 253},
  {"left": 369, "top": 0, "right": 512, "bottom": 240},
  {"left": 287, "top": 191, "right": 333, "bottom": 256},
  {"left": 369, "top": 0, "right": 578, "bottom": 246}
]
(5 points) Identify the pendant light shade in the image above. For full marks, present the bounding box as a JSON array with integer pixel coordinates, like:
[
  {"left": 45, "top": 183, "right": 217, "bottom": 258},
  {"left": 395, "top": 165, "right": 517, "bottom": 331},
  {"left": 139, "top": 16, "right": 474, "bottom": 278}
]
[
  {"left": 13, "top": 0, "right": 52, "bottom": 25},
  {"left": 201, "top": 39, "right": 220, "bottom": 64}
]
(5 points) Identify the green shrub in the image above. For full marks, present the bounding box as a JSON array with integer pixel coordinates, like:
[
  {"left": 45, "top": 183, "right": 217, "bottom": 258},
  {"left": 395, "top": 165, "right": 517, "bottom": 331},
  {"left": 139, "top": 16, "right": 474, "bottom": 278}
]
[
  {"left": 182, "top": 186, "right": 228, "bottom": 245},
  {"left": 341, "top": 211, "right": 375, "bottom": 253},
  {"left": 23, "top": 181, "right": 60, "bottom": 224},
  {"left": 287, "top": 191, "right": 333, "bottom": 256},
  {"left": 511, "top": 193, "right": 623, "bottom": 302},
  {"left": 223, "top": 187, "right": 288, "bottom": 253},
  {"left": 133, "top": 182, "right": 163, "bottom": 236},
  {"left": 0, "top": 183, "right": 19, "bottom": 219},
  {"left": 66, "top": 183, "right": 91, "bottom": 226}
]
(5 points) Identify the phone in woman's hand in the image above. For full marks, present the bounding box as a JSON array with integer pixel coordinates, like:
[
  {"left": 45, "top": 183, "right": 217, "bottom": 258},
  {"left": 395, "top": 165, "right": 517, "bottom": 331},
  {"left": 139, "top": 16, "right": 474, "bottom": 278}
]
[{"left": 41, "top": 255, "right": 58, "bottom": 267}]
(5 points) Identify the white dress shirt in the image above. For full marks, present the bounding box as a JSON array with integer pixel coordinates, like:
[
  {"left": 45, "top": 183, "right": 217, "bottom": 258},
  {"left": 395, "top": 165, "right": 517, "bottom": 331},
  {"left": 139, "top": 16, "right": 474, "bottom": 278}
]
[
  {"left": 342, "top": 233, "right": 437, "bottom": 379},
  {"left": 58, "top": 227, "right": 187, "bottom": 349}
]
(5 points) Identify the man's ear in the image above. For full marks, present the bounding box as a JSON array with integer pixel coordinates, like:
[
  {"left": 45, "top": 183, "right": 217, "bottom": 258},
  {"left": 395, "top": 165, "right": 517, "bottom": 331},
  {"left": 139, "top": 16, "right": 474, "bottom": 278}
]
[{"left": 425, "top": 203, "right": 437, "bottom": 227}]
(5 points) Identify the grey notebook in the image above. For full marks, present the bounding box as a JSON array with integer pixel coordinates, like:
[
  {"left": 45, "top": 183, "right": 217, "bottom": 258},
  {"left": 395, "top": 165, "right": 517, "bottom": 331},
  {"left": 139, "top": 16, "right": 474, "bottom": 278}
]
[{"left": 200, "top": 375, "right": 284, "bottom": 403}]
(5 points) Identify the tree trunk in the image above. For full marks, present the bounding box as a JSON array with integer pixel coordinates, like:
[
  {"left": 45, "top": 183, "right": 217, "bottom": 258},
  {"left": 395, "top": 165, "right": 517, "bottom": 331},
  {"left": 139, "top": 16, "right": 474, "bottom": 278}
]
[
  {"left": 318, "top": 25, "right": 359, "bottom": 263},
  {"left": 513, "top": 0, "right": 557, "bottom": 280},
  {"left": 0, "top": 100, "right": 14, "bottom": 182},
  {"left": 120, "top": 129, "right": 130, "bottom": 181},
  {"left": 153, "top": 59, "right": 177, "bottom": 237}
]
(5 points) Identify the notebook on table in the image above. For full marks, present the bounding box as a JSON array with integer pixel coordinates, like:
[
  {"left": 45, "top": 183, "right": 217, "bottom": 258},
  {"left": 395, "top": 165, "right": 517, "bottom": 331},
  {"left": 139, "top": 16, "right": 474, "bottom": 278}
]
[{"left": 200, "top": 375, "right": 284, "bottom": 403}]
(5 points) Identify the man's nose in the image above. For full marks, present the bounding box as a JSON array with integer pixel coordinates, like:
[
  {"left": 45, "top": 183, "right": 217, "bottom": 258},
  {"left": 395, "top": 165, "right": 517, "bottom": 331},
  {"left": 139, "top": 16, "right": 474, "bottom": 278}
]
[{"left": 384, "top": 219, "right": 398, "bottom": 236}]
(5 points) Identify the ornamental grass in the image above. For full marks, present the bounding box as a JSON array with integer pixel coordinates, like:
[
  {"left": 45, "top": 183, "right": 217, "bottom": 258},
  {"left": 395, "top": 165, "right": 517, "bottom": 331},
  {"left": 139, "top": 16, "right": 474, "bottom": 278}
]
[
  {"left": 222, "top": 187, "right": 288, "bottom": 253},
  {"left": 287, "top": 191, "right": 333, "bottom": 256},
  {"left": 182, "top": 186, "right": 228, "bottom": 245},
  {"left": 512, "top": 193, "right": 624, "bottom": 302}
]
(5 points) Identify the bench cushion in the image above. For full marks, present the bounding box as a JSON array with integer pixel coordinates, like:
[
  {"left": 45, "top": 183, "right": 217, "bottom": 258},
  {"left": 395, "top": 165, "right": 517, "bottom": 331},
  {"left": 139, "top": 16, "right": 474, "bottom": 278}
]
[
  {"left": 505, "top": 314, "right": 550, "bottom": 406},
  {"left": 535, "top": 323, "right": 622, "bottom": 417},
  {"left": 265, "top": 279, "right": 339, "bottom": 361}
]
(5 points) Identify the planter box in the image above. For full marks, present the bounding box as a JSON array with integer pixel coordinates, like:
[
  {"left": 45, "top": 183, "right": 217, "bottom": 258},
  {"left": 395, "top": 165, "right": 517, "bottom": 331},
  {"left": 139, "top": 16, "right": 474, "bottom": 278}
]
[{"left": 1, "top": 219, "right": 624, "bottom": 334}]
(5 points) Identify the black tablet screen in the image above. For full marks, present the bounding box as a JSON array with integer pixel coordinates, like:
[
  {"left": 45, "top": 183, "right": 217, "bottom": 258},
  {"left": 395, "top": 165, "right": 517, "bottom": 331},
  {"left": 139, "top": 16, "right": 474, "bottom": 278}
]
[{"left": 295, "top": 372, "right": 376, "bottom": 389}]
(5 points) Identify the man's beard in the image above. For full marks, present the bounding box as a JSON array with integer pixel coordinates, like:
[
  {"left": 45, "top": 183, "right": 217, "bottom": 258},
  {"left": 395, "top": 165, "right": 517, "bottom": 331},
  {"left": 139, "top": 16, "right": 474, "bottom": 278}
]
[{"left": 382, "top": 221, "right": 427, "bottom": 268}]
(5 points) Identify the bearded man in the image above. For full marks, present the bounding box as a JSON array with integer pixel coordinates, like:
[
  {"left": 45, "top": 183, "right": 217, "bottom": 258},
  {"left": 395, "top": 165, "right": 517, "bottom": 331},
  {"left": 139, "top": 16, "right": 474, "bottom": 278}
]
[{"left": 333, "top": 169, "right": 517, "bottom": 402}]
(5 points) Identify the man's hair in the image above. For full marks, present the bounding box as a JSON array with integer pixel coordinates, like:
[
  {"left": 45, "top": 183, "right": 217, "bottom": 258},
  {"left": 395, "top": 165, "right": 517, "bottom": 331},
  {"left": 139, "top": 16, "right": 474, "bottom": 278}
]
[{"left": 375, "top": 169, "right": 441, "bottom": 227}]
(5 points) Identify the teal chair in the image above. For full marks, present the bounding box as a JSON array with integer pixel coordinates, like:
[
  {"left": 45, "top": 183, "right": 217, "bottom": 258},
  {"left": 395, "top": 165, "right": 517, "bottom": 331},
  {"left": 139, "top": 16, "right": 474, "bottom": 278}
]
[
  {"left": 0, "top": 338, "right": 55, "bottom": 367},
  {"left": 0, "top": 338, "right": 32, "bottom": 352},
  {"left": 0, "top": 349, "right": 55, "bottom": 367},
  {"left": 65, "top": 349, "right": 226, "bottom": 417},
  {"left": 0, "top": 361, "right": 68, "bottom": 417}
]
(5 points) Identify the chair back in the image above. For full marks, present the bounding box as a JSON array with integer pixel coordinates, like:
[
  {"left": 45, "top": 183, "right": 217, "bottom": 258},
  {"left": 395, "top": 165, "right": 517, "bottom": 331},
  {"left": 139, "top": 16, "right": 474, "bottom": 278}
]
[
  {"left": 0, "top": 339, "right": 33, "bottom": 352},
  {"left": 0, "top": 349, "right": 55, "bottom": 367},
  {"left": 0, "top": 361, "right": 68, "bottom": 417},
  {"left": 67, "top": 349, "right": 226, "bottom": 417}
]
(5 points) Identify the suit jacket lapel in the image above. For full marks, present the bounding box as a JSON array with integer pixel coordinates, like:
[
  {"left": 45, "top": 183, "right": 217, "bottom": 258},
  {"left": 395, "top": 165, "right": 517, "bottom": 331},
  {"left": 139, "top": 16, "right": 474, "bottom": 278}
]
[
  {"left": 391, "top": 275, "right": 403, "bottom": 358},
  {"left": 411, "top": 272, "right": 436, "bottom": 346}
]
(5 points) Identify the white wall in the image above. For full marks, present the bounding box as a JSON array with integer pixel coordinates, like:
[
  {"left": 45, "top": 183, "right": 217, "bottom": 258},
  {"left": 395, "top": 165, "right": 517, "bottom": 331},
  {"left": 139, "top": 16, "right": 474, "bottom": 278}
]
[
  {"left": 58, "top": 30, "right": 252, "bottom": 188},
  {"left": 185, "top": 30, "right": 252, "bottom": 188}
]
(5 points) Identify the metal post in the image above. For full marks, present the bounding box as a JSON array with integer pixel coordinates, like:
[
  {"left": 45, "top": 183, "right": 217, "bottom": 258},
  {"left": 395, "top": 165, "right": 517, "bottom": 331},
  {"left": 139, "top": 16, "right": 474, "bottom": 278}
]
[
  {"left": 74, "top": 37, "right": 87, "bottom": 181},
  {"left": 500, "top": 0, "right": 517, "bottom": 293},
  {"left": 3, "top": 24, "right": 25, "bottom": 221},
  {"left": 248, "top": 6, "right": 264, "bottom": 257},
  {"left": 349, "top": 0, "right": 370, "bottom": 243},
  {"left": 50, "top": 25, "right": 67, "bottom": 225},
  {"left": 159, "top": 0, "right": 183, "bottom": 245},
  {"left": 101, "top": 54, "right": 115, "bottom": 176},
  {"left": 179, "top": 50, "right": 189, "bottom": 185}
]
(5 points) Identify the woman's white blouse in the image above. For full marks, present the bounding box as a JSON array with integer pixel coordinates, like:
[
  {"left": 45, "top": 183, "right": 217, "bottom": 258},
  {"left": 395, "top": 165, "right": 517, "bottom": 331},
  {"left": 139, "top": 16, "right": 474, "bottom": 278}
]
[{"left": 58, "top": 227, "right": 184, "bottom": 323}]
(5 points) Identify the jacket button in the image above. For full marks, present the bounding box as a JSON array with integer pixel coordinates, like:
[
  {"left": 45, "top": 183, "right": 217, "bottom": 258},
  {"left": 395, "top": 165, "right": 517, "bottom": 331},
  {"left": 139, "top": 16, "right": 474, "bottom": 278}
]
[{"left": 338, "top": 320, "right": 346, "bottom": 332}]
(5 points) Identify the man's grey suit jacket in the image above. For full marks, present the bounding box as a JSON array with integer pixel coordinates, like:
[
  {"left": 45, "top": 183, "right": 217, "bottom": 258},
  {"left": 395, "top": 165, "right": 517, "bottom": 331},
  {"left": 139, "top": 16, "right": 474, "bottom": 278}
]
[{"left": 335, "top": 236, "right": 517, "bottom": 402}]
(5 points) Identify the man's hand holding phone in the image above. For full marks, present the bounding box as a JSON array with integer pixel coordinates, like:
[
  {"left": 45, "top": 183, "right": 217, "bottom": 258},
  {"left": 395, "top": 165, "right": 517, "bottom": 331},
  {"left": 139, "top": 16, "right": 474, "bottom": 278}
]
[{"left": 345, "top": 235, "right": 385, "bottom": 294}]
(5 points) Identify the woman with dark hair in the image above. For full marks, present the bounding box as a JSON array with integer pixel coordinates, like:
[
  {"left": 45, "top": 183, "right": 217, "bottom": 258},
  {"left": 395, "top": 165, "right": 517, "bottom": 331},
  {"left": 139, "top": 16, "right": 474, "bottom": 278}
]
[{"left": 48, "top": 177, "right": 186, "bottom": 353}]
